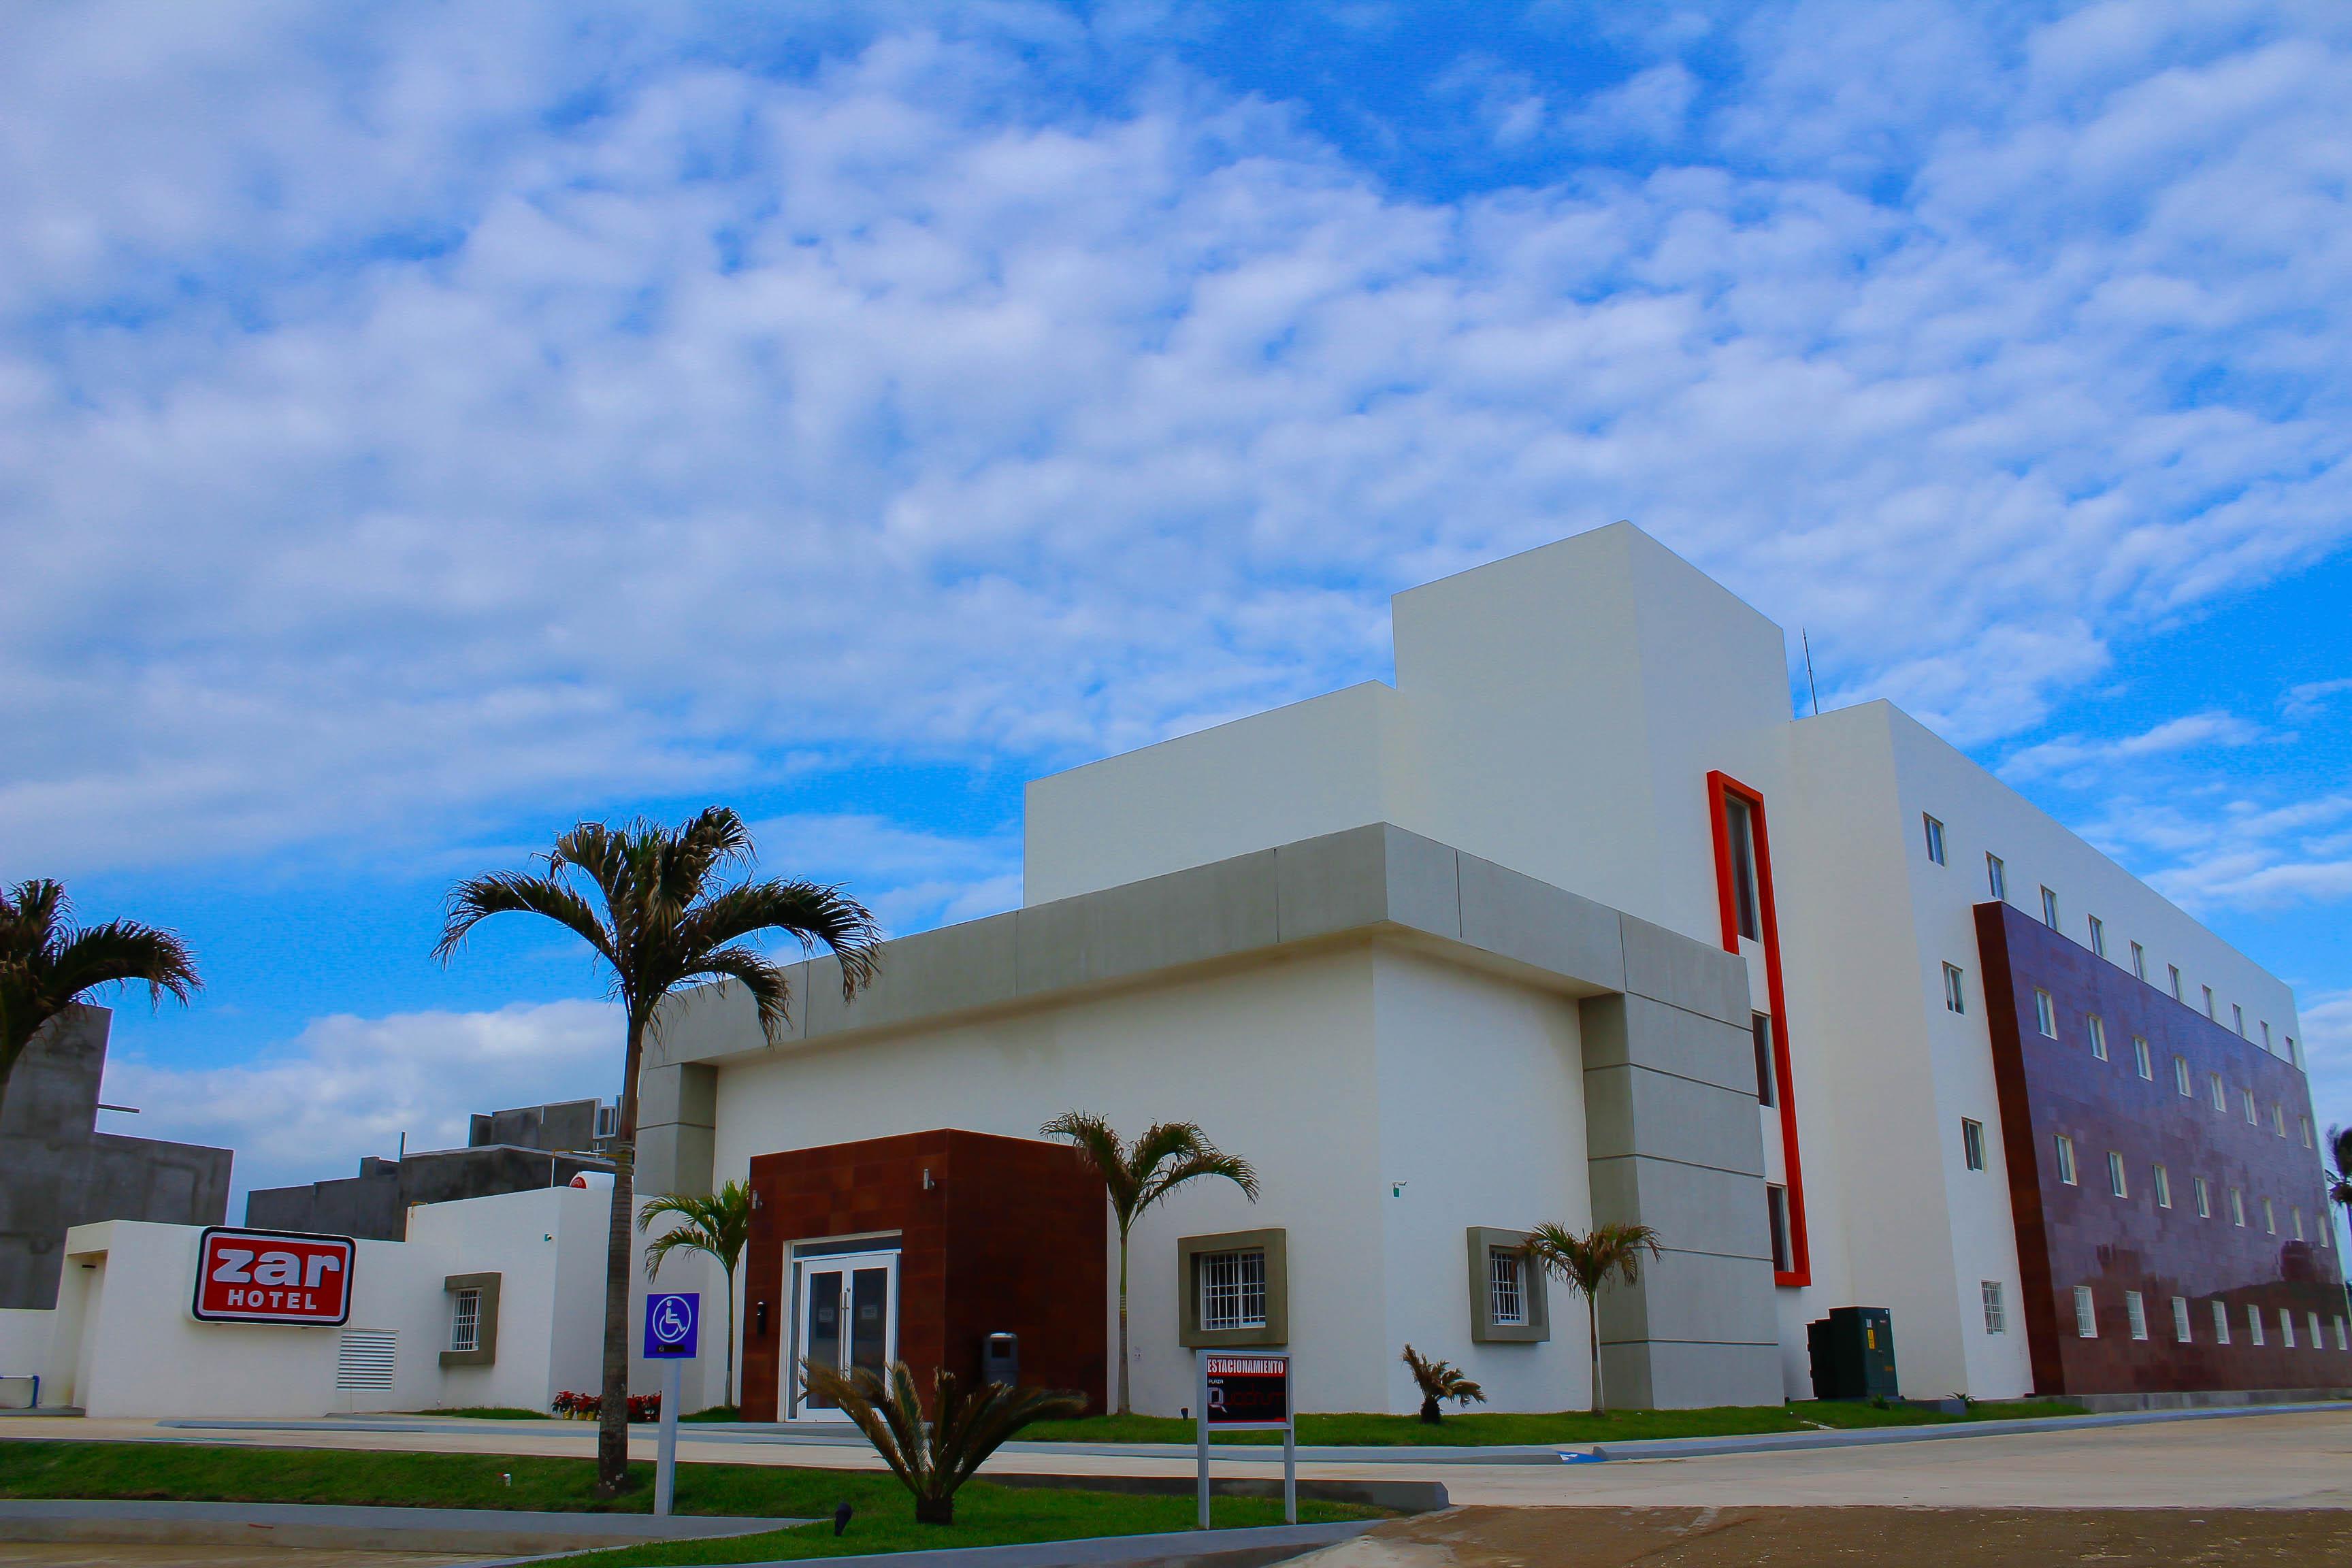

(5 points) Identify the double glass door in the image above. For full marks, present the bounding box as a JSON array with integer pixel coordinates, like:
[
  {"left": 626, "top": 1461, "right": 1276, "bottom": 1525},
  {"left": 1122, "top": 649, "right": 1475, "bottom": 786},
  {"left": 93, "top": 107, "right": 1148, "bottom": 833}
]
[{"left": 789, "top": 1250, "right": 897, "bottom": 1419}]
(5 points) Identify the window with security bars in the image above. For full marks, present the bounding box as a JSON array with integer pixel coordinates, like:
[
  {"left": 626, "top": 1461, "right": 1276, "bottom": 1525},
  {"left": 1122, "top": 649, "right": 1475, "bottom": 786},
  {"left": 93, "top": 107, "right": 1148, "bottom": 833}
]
[
  {"left": 450, "top": 1290, "right": 482, "bottom": 1354},
  {"left": 1488, "top": 1247, "right": 1527, "bottom": 1327},
  {"left": 1981, "top": 1281, "right": 2004, "bottom": 1335},
  {"left": 1199, "top": 1249, "right": 1267, "bottom": 1332},
  {"left": 336, "top": 1329, "right": 397, "bottom": 1391}
]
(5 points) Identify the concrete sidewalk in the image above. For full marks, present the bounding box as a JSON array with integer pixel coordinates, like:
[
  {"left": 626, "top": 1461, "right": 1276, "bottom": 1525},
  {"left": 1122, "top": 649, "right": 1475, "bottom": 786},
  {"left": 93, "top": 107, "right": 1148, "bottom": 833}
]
[
  {"left": 0, "top": 1498, "right": 805, "bottom": 1554},
  {"left": 550, "top": 1520, "right": 1382, "bottom": 1568}
]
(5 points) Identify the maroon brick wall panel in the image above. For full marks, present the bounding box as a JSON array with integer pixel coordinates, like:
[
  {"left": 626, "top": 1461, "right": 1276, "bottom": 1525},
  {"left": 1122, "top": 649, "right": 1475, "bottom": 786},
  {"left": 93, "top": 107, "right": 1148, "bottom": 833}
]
[
  {"left": 740, "top": 1129, "right": 1105, "bottom": 1420},
  {"left": 1976, "top": 901, "right": 2346, "bottom": 1395}
]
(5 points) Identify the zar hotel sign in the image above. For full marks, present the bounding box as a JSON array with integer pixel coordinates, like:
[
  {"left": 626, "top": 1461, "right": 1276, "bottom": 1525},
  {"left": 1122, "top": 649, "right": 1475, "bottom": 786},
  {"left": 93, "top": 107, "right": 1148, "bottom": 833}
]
[{"left": 191, "top": 1226, "right": 357, "bottom": 1326}]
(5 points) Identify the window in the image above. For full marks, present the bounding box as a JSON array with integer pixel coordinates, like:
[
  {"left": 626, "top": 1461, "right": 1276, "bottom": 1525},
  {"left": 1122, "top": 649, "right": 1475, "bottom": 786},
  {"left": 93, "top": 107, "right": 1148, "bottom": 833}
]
[
  {"left": 2263, "top": 1198, "right": 2276, "bottom": 1235},
  {"left": 2194, "top": 1176, "right": 2211, "bottom": 1218},
  {"left": 1942, "top": 963, "right": 1966, "bottom": 1015},
  {"left": 1924, "top": 813, "right": 1946, "bottom": 865},
  {"left": 1987, "top": 853, "right": 2007, "bottom": 900},
  {"left": 2088, "top": 915, "right": 2106, "bottom": 957},
  {"left": 1982, "top": 1281, "right": 2006, "bottom": 1334},
  {"left": 2055, "top": 1134, "right": 2078, "bottom": 1186},
  {"left": 2087, "top": 1014, "right": 2108, "bottom": 1060},
  {"left": 2242, "top": 1087, "right": 2259, "bottom": 1125},
  {"left": 2302, "top": 1117, "right": 2315, "bottom": 1149},
  {"left": 2131, "top": 941, "right": 2146, "bottom": 981},
  {"left": 593, "top": 1102, "right": 619, "bottom": 1141},
  {"left": 450, "top": 1288, "right": 482, "bottom": 1354},
  {"left": 2272, "top": 1103, "right": 2287, "bottom": 1138},
  {"left": 2212, "top": 1301, "right": 2232, "bottom": 1345},
  {"left": 2107, "top": 1152, "right": 2128, "bottom": 1199},
  {"left": 2132, "top": 1036, "right": 2151, "bottom": 1079},
  {"left": 1199, "top": 1248, "right": 1267, "bottom": 1331},
  {"left": 1488, "top": 1247, "right": 1527, "bottom": 1327},
  {"left": 2310, "top": 1311, "right": 2323, "bottom": 1351},
  {"left": 2209, "top": 1072, "right": 2227, "bottom": 1113},
  {"left": 2204, "top": 985, "right": 2217, "bottom": 1020},
  {"left": 2074, "top": 1286, "right": 2097, "bottom": 1338},
  {"left": 1725, "top": 796, "right": 1762, "bottom": 942},
  {"left": 2173, "top": 1056, "right": 2192, "bottom": 1097},
  {"left": 1766, "top": 1185, "right": 1793, "bottom": 1273},
  {"left": 2293, "top": 1207, "right": 2305, "bottom": 1242},
  {"left": 2287, "top": 1035, "right": 2300, "bottom": 1068},
  {"left": 2172, "top": 1296, "right": 2192, "bottom": 1343},
  {"left": 2261, "top": 1021, "right": 2272, "bottom": 1051},
  {"left": 2281, "top": 1309, "right": 2296, "bottom": 1349},
  {"left": 2232, "top": 1003, "right": 2245, "bottom": 1037},
  {"left": 2322, "top": 1211, "right": 2334, "bottom": 1250},
  {"left": 2153, "top": 1164, "right": 2172, "bottom": 1209},
  {"left": 2126, "top": 1291, "right": 2149, "bottom": 1341},
  {"left": 1752, "top": 1013, "right": 1777, "bottom": 1106},
  {"left": 2230, "top": 1187, "right": 2247, "bottom": 1226},
  {"left": 2041, "top": 886, "right": 2061, "bottom": 928},
  {"left": 2336, "top": 1318, "right": 2348, "bottom": 1352},
  {"left": 2169, "top": 964, "right": 2183, "bottom": 1001},
  {"left": 2249, "top": 1305, "right": 2266, "bottom": 1347},
  {"left": 2035, "top": 990, "right": 2057, "bottom": 1038},
  {"left": 1962, "top": 1117, "right": 1987, "bottom": 1172}
]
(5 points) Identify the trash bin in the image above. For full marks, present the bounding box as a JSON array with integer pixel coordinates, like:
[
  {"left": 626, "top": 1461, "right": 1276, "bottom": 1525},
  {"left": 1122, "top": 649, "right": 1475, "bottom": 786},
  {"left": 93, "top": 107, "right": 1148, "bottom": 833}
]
[
  {"left": 982, "top": 1332, "right": 1019, "bottom": 1386},
  {"left": 1807, "top": 1307, "right": 1897, "bottom": 1400}
]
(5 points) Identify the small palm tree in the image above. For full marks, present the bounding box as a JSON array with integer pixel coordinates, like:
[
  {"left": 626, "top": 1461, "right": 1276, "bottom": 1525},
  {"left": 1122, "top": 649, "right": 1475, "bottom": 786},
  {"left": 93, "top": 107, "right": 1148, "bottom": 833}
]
[
  {"left": 1040, "top": 1113, "right": 1258, "bottom": 1416},
  {"left": 803, "top": 1359, "right": 1086, "bottom": 1524},
  {"left": 1, "top": 880, "right": 199, "bottom": 1123},
  {"left": 640, "top": 1179, "right": 755, "bottom": 1412},
  {"left": 1400, "top": 1344, "right": 1484, "bottom": 1424},
  {"left": 1526, "top": 1222, "right": 1663, "bottom": 1415},
  {"left": 437, "top": 808, "right": 879, "bottom": 1494}
]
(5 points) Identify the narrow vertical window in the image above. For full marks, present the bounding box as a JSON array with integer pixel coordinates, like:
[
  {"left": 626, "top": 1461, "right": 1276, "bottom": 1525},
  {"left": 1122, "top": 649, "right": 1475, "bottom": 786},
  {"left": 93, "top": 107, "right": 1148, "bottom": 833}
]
[
  {"left": 2035, "top": 990, "right": 2058, "bottom": 1038},
  {"left": 2212, "top": 1301, "right": 2232, "bottom": 1345},
  {"left": 1987, "top": 853, "right": 2006, "bottom": 900},
  {"left": 1488, "top": 1247, "right": 1527, "bottom": 1326},
  {"left": 2204, "top": 985, "right": 2217, "bottom": 1020},
  {"left": 1942, "top": 963, "right": 1965, "bottom": 1014},
  {"left": 2088, "top": 915, "right": 2106, "bottom": 957},
  {"left": 449, "top": 1288, "right": 481, "bottom": 1354},
  {"left": 2171, "top": 1296, "right": 2192, "bottom": 1343},
  {"left": 2242, "top": 1087, "right": 2258, "bottom": 1125},
  {"left": 2310, "top": 1311, "right": 2323, "bottom": 1350},
  {"left": 2087, "top": 1014, "right": 2108, "bottom": 1060},
  {"left": 2132, "top": 1036, "right": 2152, "bottom": 1080},
  {"left": 1765, "top": 1185, "right": 1792, "bottom": 1273},
  {"left": 2261, "top": 1021, "right": 2272, "bottom": 1051},
  {"left": 2335, "top": 1318, "right": 2347, "bottom": 1352},
  {"left": 2280, "top": 1309, "right": 2296, "bottom": 1349},
  {"left": 2292, "top": 1207, "right": 2305, "bottom": 1242},
  {"left": 1923, "top": 814, "right": 1946, "bottom": 865},
  {"left": 2302, "top": 1117, "right": 2315, "bottom": 1149},
  {"left": 2169, "top": 964, "right": 2183, "bottom": 1001},
  {"left": 2272, "top": 1103, "right": 2286, "bottom": 1138},
  {"left": 2107, "top": 1152, "right": 2128, "bottom": 1199},
  {"left": 1724, "top": 796, "right": 1761, "bottom": 942},
  {"left": 2194, "top": 1176, "right": 2210, "bottom": 1218},
  {"left": 2126, "top": 1291, "right": 2149, "bottom": 1341},
  {"left": 2074, "top": 1286, "right": 2097, "bottom": 1339},
  {"left": 2055, "top": 1134, "right": 2078, "bottom": 1186},
  {"left": 2262, "top": 1198, "right": 2276, "bottom": 1235},
  {"left": 2209, "top": 1073, "right": 2227, "bottom": 1113},
  {"left": 1982, "top": 1281, "right": 2005, "bottom": 1334},
  {"left": 2232, "top": 1003, "right": 2245, "bottom": 1037},
  {"left": 1752, "top": 1013, "right": 1777, "bottom": 1107},
  {"left": 2172, "top": 1056, "right": 2191, "bottom": 1097},
  {"left": 2041, "top": 886, "right": 2060, "bottom": 928},
  {"left": 2287, "top": 1035, "right": 2300, "bottom": 1068},
  {"left": 1962, "top": 1117, "right": 1986, "bottom": 1172},
  {"left": 2230, "top": 1187, "right": 2246, "bottom": 1226},
  {"left": 2153, "top": 1164, "right": 2172, "bottom": 1209},
  {"left": 2249, "top": 1305, "right": 2266, "bottom": 1347},
  {"left": 2131, "top": 941, "right": 2146, "bottom": 981}
]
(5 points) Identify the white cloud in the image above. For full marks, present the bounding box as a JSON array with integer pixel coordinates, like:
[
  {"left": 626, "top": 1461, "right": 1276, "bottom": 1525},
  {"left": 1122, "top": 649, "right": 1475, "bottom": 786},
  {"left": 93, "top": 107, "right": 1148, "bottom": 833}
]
[
  {"left": 101, "top": 999, "right": 622, "bottom": 1202},
  {"left": 0, "top": 1, "right": 2346, "bottom": 893},
  {"left": 2002, "top": 708, "right": 2264, "bottom": 782}
]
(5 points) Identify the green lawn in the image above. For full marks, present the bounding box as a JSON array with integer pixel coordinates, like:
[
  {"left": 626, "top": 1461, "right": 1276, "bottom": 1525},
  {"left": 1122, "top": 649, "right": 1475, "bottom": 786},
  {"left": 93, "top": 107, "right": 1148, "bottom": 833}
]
[
  {"left": 0, "top": 1441, "right": 1376, "bottom": 1566},
  {"left": 419, "top": 1407, "right": 551, "bottom": 1421},
  {"left": 1021, "top": 1399, "right": 2085, "bottom": 1448}
]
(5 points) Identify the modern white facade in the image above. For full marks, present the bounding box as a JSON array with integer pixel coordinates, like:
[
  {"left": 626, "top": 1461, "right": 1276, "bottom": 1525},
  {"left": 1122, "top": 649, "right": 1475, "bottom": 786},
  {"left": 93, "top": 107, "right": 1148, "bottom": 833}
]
[{"left": 627, "top": 523, "right": 2336, "bottom": 1411}]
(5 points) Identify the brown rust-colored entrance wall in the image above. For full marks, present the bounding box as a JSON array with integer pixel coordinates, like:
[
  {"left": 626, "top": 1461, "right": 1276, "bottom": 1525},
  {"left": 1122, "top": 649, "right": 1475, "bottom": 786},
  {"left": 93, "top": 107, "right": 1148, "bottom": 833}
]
[{"left": 740, "top": 1129, "right": 1107, "bottom": 1420}]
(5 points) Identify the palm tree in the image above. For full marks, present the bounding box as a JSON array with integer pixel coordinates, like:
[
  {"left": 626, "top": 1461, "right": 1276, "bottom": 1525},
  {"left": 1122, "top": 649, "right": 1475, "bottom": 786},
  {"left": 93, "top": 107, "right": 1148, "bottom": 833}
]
[
  {"left": 640, "top": 1179, "right": 755, "bottom": 1413},
  {"left": 1526, "top": 1222, "right": 1663, "bottom": 1415},
  {"left": 436, "top": 808, "right": 879, "bottom": 1494},
  {"left": 1, "top": 880, "right": 199, "bottom": 1122},
  {"left": 803, "top": 1359, "right": 1087, "bottom": 1524},
  {"left": 1400, "top": 1344, "right": 1484, "bottom": 1424},
  {"left": 1039, "top": 1113, "right": 1258, "bottom": 1416},
  {"left": 2327, "top": 1126, "right": 2352, "bottom": 1220}
]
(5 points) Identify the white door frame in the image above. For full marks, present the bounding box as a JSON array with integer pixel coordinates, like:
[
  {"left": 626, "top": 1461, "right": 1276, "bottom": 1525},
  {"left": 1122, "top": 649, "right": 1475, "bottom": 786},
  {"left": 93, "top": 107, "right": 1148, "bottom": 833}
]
[{"left": 786, "top": 1248, "right": 900, "bottom": 1420}]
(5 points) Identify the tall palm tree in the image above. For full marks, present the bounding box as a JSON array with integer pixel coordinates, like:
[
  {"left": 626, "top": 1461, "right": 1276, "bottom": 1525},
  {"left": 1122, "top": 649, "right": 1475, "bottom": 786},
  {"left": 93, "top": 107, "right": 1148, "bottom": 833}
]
[
  {"left": 1, "top": 879, "right": 199, "bottom": 1122},
  {"left": 1040, "top": 1113, "right": 1258, "bottom": 1416},
  {"left": 640, "top": 1179, "right": 755, "bottom": 1411},
  {"left": 437, "top": 808, "right": 879, "bottom": 1494},
  {"left": 1525, "top": 1222, "right": 1663, "bottom": 1415}
]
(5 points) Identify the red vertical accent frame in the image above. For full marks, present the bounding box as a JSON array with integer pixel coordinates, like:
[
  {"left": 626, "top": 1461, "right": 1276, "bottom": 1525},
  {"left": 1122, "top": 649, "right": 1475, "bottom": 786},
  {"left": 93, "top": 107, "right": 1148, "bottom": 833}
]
[{"left": 1707, "top": 770, "right": 1811, "bottom": 1287}]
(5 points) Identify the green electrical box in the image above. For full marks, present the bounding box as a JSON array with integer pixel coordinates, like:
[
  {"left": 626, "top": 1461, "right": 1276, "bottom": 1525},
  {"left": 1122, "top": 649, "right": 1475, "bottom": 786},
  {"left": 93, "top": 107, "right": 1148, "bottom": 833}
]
[{"left": 1807, "top": 1306, "right": 1897, "bottom": 1400}]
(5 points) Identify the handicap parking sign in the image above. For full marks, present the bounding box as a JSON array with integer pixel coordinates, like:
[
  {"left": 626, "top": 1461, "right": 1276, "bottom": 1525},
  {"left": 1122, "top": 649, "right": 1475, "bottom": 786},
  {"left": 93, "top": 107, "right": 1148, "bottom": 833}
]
[{"left": 644, "top": 1292, "right": 699, "bottom": 1359}]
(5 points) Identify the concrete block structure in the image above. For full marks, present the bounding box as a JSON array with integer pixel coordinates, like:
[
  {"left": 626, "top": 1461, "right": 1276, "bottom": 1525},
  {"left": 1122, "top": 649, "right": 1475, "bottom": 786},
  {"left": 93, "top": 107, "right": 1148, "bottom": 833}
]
[{"left": 623, "top": 521, "right": 2340, "bottom": 1413}]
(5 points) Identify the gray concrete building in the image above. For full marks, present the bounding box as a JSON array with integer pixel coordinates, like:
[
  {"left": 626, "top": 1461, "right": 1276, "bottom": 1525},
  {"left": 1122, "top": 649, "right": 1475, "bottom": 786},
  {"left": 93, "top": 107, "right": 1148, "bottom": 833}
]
[{"left": 0, "top": 1005, "right": 233, "bottom": 1311}]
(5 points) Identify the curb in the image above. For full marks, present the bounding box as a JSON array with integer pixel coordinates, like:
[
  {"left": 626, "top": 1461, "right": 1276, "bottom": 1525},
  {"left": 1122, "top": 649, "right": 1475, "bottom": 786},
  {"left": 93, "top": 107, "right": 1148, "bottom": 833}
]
[
  {"left": 532, "top": 1519, "right": 1385, "bottom": 1568},
  {"left": 0, "top": 1499, "right": 804, "bottom": 1553},
  {"left": 1579, "top": 1399, "right": 2352, "bottom": 1461}
]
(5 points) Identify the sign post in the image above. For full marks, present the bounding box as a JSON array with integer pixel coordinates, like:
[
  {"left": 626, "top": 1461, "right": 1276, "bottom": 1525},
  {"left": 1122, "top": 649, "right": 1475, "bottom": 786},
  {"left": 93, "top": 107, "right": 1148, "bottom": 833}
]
[
  {"left": 1195, "top": 1351, "right": 1294, "bottom": 1529},
  {"left": 642, "top": 1292, "right": 700, "bottom": 1517}
]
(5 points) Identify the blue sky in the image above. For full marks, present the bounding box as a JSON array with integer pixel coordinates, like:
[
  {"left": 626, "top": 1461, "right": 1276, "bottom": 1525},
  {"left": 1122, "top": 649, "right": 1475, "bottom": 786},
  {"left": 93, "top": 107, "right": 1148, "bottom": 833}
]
[{"left": 3, "top": 0, "right": 2347, "bottom": 1205}]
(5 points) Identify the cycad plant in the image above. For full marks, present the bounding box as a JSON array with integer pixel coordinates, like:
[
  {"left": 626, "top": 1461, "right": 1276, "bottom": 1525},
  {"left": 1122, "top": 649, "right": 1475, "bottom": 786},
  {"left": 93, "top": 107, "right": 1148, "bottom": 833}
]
[
  {"left": 1525, "top": 1222, "right": 1663, "bottom": 1415},
  {"left": 640, "top": 1178, "right": 755, "bottom": 1411},
  {"left": 1, "top": 880, "right": 199, "bottom": 1122},
  {"left": 1040, "top": 1113, "right": 1258, "bottom": 1415},
  {"left": 803, "top": 1360, "right": 1087, "bottom": 1524},
  {"left": 437, "top": 807, "right": 880, "bottom": 1494},
  {"left": 1400, "top": 1344, "right": 1484, "bottom": 1424}
]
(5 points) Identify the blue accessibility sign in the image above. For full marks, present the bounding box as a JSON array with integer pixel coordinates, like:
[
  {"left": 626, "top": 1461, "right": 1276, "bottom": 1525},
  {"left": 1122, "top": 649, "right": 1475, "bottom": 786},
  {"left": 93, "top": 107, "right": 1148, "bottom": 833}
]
[{"left": 643, "top": 1292, "right": 700, "bottom": 1359}]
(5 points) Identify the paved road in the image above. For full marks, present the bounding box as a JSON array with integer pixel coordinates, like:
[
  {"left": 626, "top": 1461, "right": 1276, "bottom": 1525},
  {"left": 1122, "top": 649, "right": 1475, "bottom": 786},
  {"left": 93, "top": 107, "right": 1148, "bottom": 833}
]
[{"left": 0, "top": 1550, "right": 495, "bottom": 1567}]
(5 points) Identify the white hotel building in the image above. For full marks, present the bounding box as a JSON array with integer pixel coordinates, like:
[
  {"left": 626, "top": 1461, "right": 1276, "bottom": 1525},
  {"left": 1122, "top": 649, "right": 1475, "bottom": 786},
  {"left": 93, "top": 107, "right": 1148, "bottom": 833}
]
[{"left": 636, "top": 522, "right": 2341, "bottom": 1418}]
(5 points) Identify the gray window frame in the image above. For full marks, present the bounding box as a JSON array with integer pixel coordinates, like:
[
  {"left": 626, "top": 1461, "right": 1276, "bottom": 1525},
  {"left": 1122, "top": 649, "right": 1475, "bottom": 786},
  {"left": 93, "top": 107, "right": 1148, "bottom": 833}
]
[
  {"left": 1465, "top": 1228, "right": 1549, "bottom": 1343},
  {"left": 439, "top": 1272, "right": 500, "bottom": 1368},
  {"left": 1177, "top": 1228, "right": 1288, "bottom": 1348}
]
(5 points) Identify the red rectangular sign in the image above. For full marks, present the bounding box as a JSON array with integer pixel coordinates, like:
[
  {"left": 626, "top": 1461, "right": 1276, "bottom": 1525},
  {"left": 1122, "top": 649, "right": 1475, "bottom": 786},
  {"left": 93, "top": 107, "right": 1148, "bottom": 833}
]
[
  {"left": 1204, "top": 1353, "right": 1290, "bottom": 1427},
  {"left": 191, "top": 1227, "right": 355, "bottom": 1325}
]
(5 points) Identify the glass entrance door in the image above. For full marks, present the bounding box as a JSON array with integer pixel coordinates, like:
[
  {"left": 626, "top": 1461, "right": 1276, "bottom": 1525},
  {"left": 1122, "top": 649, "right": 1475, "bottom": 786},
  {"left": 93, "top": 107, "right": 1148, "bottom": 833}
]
[{"left": 789, "top": 1250, "right": 898, "bottom": 1418}]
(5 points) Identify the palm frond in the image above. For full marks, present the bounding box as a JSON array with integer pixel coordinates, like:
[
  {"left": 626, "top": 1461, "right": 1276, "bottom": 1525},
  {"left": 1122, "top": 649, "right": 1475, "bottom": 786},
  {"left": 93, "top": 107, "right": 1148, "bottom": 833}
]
[
  {"left": 1401, "top": 1344, "right": 1486, "bottom": 1406},
  {"left": 674, "top": 879, "right": 883, "bottom": 1001},
  {"left": 44, "top": 921, "right": 201, "bottom": 1010},
  {"left": 637, "top": 1182, "right": 754, "bottom": 1280},
  {"left": 803, "top": 1358, "right": 1086, "bottom": 1524},
  {"left": 434, "top": 872, "right": 615, "bottom": 968},
  {"left": 1526, "top": 1222, "right": 1663, "bottom": 1294},
  {"left": 1039, "top": 1111, "right": 1139, "bottom": 1215},
  {"left": 677, "top": 945, "right": 800, "bottom": 1047}
]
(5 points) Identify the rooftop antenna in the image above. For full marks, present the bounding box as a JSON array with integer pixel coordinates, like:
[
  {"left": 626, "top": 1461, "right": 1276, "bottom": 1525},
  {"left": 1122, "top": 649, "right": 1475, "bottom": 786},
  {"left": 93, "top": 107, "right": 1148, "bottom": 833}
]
[{"left": 1801, "top": 630, "right": 1821, "bottom": 717}]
